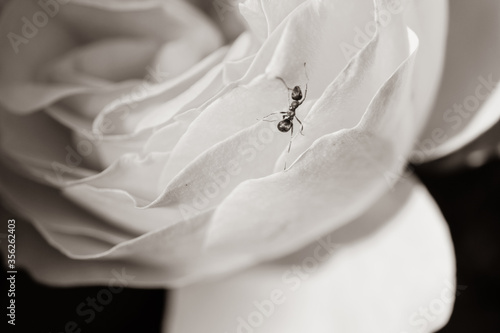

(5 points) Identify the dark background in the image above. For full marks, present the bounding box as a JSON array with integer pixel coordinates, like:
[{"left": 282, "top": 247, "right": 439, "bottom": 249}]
[
  {"left": 426, "top": 160, "right": 500, "bottom": 332},
  {"left": 2, "top": 124, "right": 500, "bottom": 332},
  {"left": 415, "top": 119, "right": 500, "bottom": 333}
]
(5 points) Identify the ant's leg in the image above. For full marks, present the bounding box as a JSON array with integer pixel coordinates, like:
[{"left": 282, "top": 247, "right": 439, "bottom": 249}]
[
  {"left": 258, "top": 111, "right": 287, "bottom": 121},
  {"left": 277, "top": 76, "right": 293, "bottom": 105},
  {"left": 276, "top": 76, "right": 293, "bottom": 90},
  {"left": 283, "top": 126, "right": 294, "bottom": 171},
  {"left": 287, "top": 125, "right": 294, "bottom": 153},
  {"left": 298, "top": 83, "right": 308, "bottom": 106},
  {"left": 263, "top": 111, "right": 287, "bottom": 118},
  {"left": 295, "top": 116, "right": 305, "bottom": 135},
  {"left": 299, "top": 63, "right": 309, "bottom": 106},
  {"left": 283, "top": 123, "right": 293, "bottom": 171}
]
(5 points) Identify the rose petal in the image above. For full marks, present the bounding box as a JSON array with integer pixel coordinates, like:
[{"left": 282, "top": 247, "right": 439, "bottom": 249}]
[
  {"left": 0, "top": 108, "right": 97, "bottom": 185},
  {"left": 238, "top": 0, "right": 269, "bottom": 40},
  {"left": 152, "top": 119, "right": 294, "bottom": 210},
  {"left": 61, "top": 184, "right": 171, "bottom": 234},
  {"left": 0, "top": 0, "right": 452, "bottom": 290},
  {"left": 167, "top": 177, "right": 455, "bottom": 333},
  {"left": 158, "top": 76, "right": 291, "bottom": 187},
  {"left": 41, "top": 38, "right": 160, "bottom": 85},
  {"left": 0, "top": 0, "right": 222, "bottom": 113},
  {"left": 158, "top": 0, "right": 412, "bottom": 187},
  {"left": 0, "top": 163, "right": 134, "bottom": 254},
  {"left": 96, "top": 46, "right": 228, "bottom": 135},
  {"left": 8, "top": 210, "right": 233, "bottom": 287},
  {"left": 68, "top": 152, "right": 170, "bottom": 203},
  {"left": 201, "top": 0, "right": 448, "bottom": 267},
  {"left": 53, "top": 83, "right": 142, "bottom": 120},
  {"left": 243, "top": 0, "right": 307, "bottom": 38},
  {"left": 144, "top": 109, "right": 202, "bottom": 154},
  {"left": 266, "top": 0, "right": 375, "bottom": 95},
  {"left": 417, "top": 0, "right": 500, "bottom": 161},
  {"left": 123, "top": 32, "right": 260, "bottom": 141},
  {"left": 205, "top": 27, "right": 420, "bottom": 259},
  {"left": 69, "top": 0, "right": 163, "bottom": 11},
  {"left": 276, "top": 5, "right": 410, "bottom": 169}
]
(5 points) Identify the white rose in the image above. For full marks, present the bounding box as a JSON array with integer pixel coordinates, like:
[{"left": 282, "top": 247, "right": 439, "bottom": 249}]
[{"left": 1, "top": 0, "right": 499, "bottom": 332}]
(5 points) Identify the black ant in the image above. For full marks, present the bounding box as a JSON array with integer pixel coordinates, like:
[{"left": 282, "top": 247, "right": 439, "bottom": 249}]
[{"left": 259, "top": 63, "right": 308, "bottom": 168}]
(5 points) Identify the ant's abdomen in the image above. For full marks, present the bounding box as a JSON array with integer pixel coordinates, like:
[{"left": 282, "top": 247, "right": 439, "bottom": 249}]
[{"left": 277, "top": 119, "right": 292, "bottom": 132}]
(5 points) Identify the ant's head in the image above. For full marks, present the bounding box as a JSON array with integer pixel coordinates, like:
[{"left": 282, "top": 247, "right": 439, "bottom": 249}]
[{"left": 291, "top": 86, "right": 303, "bottom": 101}]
